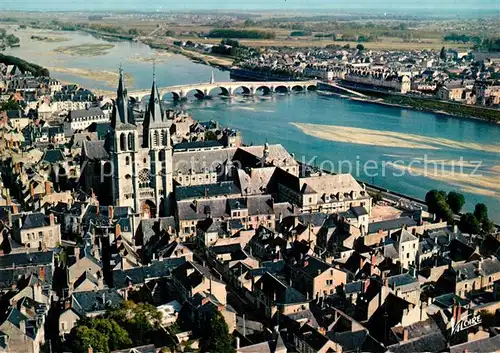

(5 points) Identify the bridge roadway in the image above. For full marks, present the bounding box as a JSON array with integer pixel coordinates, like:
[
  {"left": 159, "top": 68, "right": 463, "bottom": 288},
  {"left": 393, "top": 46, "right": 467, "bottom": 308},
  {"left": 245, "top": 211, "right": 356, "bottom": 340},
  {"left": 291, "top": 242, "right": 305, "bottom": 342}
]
[{"left": 128, "top": 80, "right": 319, "bottom": 101}]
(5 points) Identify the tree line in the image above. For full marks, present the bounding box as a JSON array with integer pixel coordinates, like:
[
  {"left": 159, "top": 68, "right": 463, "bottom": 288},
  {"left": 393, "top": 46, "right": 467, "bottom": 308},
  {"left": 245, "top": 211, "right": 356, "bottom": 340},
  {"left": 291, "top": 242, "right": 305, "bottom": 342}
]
[
  {"left": 62, "top": 300, "right": 235, "bottom": 353},
  {"left": 0, "top": 53, "right": 50, "bottom": 77},
  {"left": 425, "top": 189, "right": 495, "bottom": 234},
  {"left": 208, "top": 29, "right": 276, "bottom": 40}
]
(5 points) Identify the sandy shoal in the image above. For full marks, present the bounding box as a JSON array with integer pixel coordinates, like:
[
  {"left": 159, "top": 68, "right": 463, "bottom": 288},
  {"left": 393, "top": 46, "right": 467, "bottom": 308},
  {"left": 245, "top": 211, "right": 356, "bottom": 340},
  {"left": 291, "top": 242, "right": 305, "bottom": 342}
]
[
  {"left": 292, "top": 123, "right": 500, "bottom": 153},
  {"left": 48, "top": 67, "right": 134, "bottom": 88},
  {"left": 387, "top": 163, "right": 500, "bottom": 197}
]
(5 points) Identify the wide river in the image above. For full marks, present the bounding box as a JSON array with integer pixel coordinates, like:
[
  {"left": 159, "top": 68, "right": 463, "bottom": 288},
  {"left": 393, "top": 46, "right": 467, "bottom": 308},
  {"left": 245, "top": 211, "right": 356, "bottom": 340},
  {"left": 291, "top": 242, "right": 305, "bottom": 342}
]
[{"left": 5, "top": 27, "right": 500, "bottom": 221}]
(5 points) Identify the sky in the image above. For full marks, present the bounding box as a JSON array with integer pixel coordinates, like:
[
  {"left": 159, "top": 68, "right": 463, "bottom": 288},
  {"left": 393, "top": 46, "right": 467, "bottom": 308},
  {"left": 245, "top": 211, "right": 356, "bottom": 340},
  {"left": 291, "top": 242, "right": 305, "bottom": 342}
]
[{"left": 1, "top": 0, "right": 499, "bottom": 12}]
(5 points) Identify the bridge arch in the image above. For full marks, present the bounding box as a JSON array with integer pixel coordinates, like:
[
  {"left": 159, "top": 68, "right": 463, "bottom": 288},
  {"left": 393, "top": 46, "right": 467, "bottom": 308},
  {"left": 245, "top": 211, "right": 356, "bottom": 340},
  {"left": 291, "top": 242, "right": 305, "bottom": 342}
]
[
  {"left": 162, "top": 91, "right": 181, "bottom": 101},
  {"left": 307, "top": 84, "right": 317, "bottom": 91},
  {"left": 255, "top": 86, "right": 271, "bottom": 96},
  {"left": 274, "top": 85, "right": 289, "bottom": 94},
  {"left": 185, "top": 88, "right": 205, "bottom": 100},
  {"left": 139, "top": 94, "right": 151, "bottom": 104},
  {"left": 208, "top": 86, "right": 230, "bottom": 97},
  {"left": 291, "top": 85, "right": 305, "bottom": 93},
  {"left": 231, "top": 85, "right": 252, "bottom": 96}
]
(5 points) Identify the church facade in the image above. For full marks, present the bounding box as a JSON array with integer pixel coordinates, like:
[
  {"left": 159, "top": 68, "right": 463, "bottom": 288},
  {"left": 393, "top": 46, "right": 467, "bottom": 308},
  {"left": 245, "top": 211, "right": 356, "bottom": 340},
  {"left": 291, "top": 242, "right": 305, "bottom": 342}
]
[{"left": 82, "top": 70, "right": 173, "bottom": 218}]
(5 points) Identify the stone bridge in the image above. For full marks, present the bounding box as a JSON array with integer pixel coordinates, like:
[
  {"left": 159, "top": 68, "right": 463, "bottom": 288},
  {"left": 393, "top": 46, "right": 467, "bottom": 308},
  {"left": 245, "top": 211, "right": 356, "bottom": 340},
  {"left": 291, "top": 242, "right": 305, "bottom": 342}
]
[{"left": 129, "top": 80, "right": 319, "bottom": 101}]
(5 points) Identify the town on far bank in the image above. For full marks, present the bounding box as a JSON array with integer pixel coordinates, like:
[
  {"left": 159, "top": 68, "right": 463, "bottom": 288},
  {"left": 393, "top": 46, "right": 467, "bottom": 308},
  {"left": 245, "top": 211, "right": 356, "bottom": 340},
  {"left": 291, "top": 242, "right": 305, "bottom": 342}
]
[{"left": 0, "top": 46, "right": 500, "bottom": 353}]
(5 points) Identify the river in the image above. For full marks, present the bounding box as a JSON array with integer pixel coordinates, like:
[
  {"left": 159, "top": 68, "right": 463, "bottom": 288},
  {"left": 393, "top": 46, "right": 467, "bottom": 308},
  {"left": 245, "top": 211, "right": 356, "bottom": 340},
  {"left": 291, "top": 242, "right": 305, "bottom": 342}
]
[{"left": 5, "top": 27, "right": 500, "bottom": 221}]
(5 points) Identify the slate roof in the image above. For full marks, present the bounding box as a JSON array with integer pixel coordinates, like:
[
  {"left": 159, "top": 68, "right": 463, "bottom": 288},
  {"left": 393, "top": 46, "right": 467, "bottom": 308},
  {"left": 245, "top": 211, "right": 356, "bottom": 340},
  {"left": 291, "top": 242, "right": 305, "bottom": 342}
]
[
  {"left": 172, "top": 147, "right": 236, "bottom": 174},
  {"left": 255, "top": 272, "right": 307, "bottom": 305},
  {"left": 40, "top": 149, "right": 65, "bottom": 164},
  {"left": 368, "top": 217, "right": 417, "bottom": 234},
  {"left": 351, "top": 206, "right": 368, "bottom": 217},
  {"left": 67, "top": 107, "right": 104, "bottom": 121},
  {"left": 449, "top": 335, "right": 500, "bottom": 353},
  {"left": 344, "top": 280, "right": 364, "bottom": 295},
  {"left": 387, "top": 331, "right": 447, "bottom": 353},
  {"left": 71, "top": 289, "right": 123, "bottom": 316},
  {"left": 178, "top": 198, "right": 228, "bottom": 221},
  {"left": 173, "top": 140, "right": 223, "bottom": 151},
  {"left": 297, "top": 213, "right": 329, "bottom": 227},
  {"left": 433, "top": 293, "right": 470, "bottom": 309},
  {"left": 238, "top": 167, "right": 276, "bottom": 196},
  {"left": 387, "top": 274, "right": 419, "bottom": 291},
  {"left": 83, "top": 140, "right": 110, "bottom": 160},
  {"left": 176, "top": 181, "right": 240, "bottom": 201},
  {"left": 293, "top": 255, "right": 331, "bottom": 277},
  {"left": 0, "top": 251, "right": 53, "bottom": 268},
  {"left": 73, "top": 271, "right": 100, "bottom": 289},
  {"left": 13, "top": 212, "right": 50, "bottom": 230},
  {"left": 298, "top": 324, "right": 331, "bottom": 351},
  {"left": 171, "top": 261, "right": 223, "bottom": 291},
  {"left": 111, "top": 257, "right": 186, "bottom": 288}
]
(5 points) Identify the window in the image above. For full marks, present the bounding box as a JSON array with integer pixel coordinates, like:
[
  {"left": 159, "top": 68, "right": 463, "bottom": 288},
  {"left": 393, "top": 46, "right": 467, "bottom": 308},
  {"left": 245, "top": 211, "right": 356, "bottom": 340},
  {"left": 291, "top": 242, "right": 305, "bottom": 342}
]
[
  {"left": 413, "top": 243, "right": 416, "bottom": 249},
  {"left": 406, "top": 253, "right": 409, "bottom": 259},
  {"left": 154, "top": 130, "right": 160, "bottom": 146},
  {"left": 162, "top": 130, "right": 168, "bottom": 145},
  {"left": 128, "top": 132, "right": 134, "bottom": 150},
  {"left": 125, "top": 156, "right": 130, "bottom": 165},
  {"left": 119, "top": 133, "right": 126, "bottom": 151}
]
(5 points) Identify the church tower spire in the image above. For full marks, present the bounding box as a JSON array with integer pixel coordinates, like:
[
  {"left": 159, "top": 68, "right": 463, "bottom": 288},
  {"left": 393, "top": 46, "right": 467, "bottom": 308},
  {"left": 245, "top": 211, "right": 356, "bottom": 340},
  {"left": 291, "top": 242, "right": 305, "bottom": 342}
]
[
  {"left": 111, "top": 66, "right": 133, "bottom": 129},
  {"left": 143, "top": 64, "right": 166, "bottom": 147}
]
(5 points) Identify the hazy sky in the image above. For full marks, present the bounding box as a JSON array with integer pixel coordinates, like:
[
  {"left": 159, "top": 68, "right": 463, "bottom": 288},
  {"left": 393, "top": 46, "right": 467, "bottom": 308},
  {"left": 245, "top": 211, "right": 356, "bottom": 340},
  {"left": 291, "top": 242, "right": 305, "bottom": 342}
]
[{"left": 1, "top": 0, "right": 499, "bottom": 11}]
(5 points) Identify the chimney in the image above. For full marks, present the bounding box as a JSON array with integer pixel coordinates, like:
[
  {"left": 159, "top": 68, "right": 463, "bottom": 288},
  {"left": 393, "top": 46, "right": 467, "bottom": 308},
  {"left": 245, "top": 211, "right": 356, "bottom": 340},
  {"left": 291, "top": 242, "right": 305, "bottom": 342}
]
[
  {"left": 457, "top": 305, "right": 462, "bottom": 321},
  {"left": 29, "top": 183, "right": 35, "bottom": 198},
  {"left": 402, "top": 328, "right": 409, "bottom": 342},
  {"left": 115, "top": 223, "right": 121, "bottom": 237},
  {"left": 49, "top": 213, "right": 55, "bottom": 226},
  {"left": 108, "top": 206, "right": 114, "bottom": 220},
  {"left": 7, "top": 210, "right": 12, "bottom": 226},
  {"left": 39, "top": 267, "right": 45, "bottom": 281},
  {"left": 44, "top": 181, "right": 51, "bottom": 195},
  {"left": 236, "top": 336, "right": 240, "bottom": 350},
  {"left": 64, "top": 299, "right": 71, "bottom": 310},
  {"left": 363, "top": 278, "right": 370, "bottom": 293},
  {"left": 370, "top": 254, "right": 376, "bottom": 274}
]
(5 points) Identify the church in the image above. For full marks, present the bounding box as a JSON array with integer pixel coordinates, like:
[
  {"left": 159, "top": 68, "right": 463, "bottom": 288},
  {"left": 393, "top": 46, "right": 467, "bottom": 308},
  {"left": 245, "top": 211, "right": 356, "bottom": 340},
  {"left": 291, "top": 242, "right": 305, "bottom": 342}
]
[{"left": 81, "top": 69, "right": 173, "bottom": 218}]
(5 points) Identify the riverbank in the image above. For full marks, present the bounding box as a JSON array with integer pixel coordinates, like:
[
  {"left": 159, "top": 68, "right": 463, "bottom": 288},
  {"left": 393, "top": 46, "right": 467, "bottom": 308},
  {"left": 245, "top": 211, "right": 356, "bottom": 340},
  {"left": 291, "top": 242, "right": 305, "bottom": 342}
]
[
  {"left": 332, "top": 85, "right": 500, "bottom": 124},
  {"left": 141, "top": 39, "right": 233, "bottom": 70}
]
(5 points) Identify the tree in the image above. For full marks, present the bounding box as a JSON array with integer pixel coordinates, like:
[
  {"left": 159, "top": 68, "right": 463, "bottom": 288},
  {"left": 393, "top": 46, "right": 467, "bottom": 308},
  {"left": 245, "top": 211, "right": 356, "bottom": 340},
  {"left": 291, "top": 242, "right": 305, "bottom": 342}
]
[
  {"left": 425, "top": 190, "right": 453, "bottom": 223},
  {"left": 69, "top": 326, "right": 109, "bottom": 353},
  {"left": 440, "top": 46, "right": 446, "bottom": 61},
  {"left": 425, "top": 189, "right": 447, "bottom": 214},
  {"left": 92, "top": 318, "right": 132, "bottom": 351},
  {"left": 356, "top": 44, "right": 365, "bottom": 51},
  {"left": 459, "top": 213, "right": 481, "bottom": 234},
  {"left": 342, "top": 44, "right": 350, "bottom": 49},
  {"left": 370, "top": 191, "right": 383, "bottom": 204},
  {"left": 474, "top": 203, "right": 489, "bottom": 224},
  {"left": 200, "top": 310, "right": 235, "bottom": 353},
  {"left": 446, "top": 191, "right": 465, "bottom": 214},
  {"left": 128, "top": 28, "right": 138, "bottom": 35}
]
